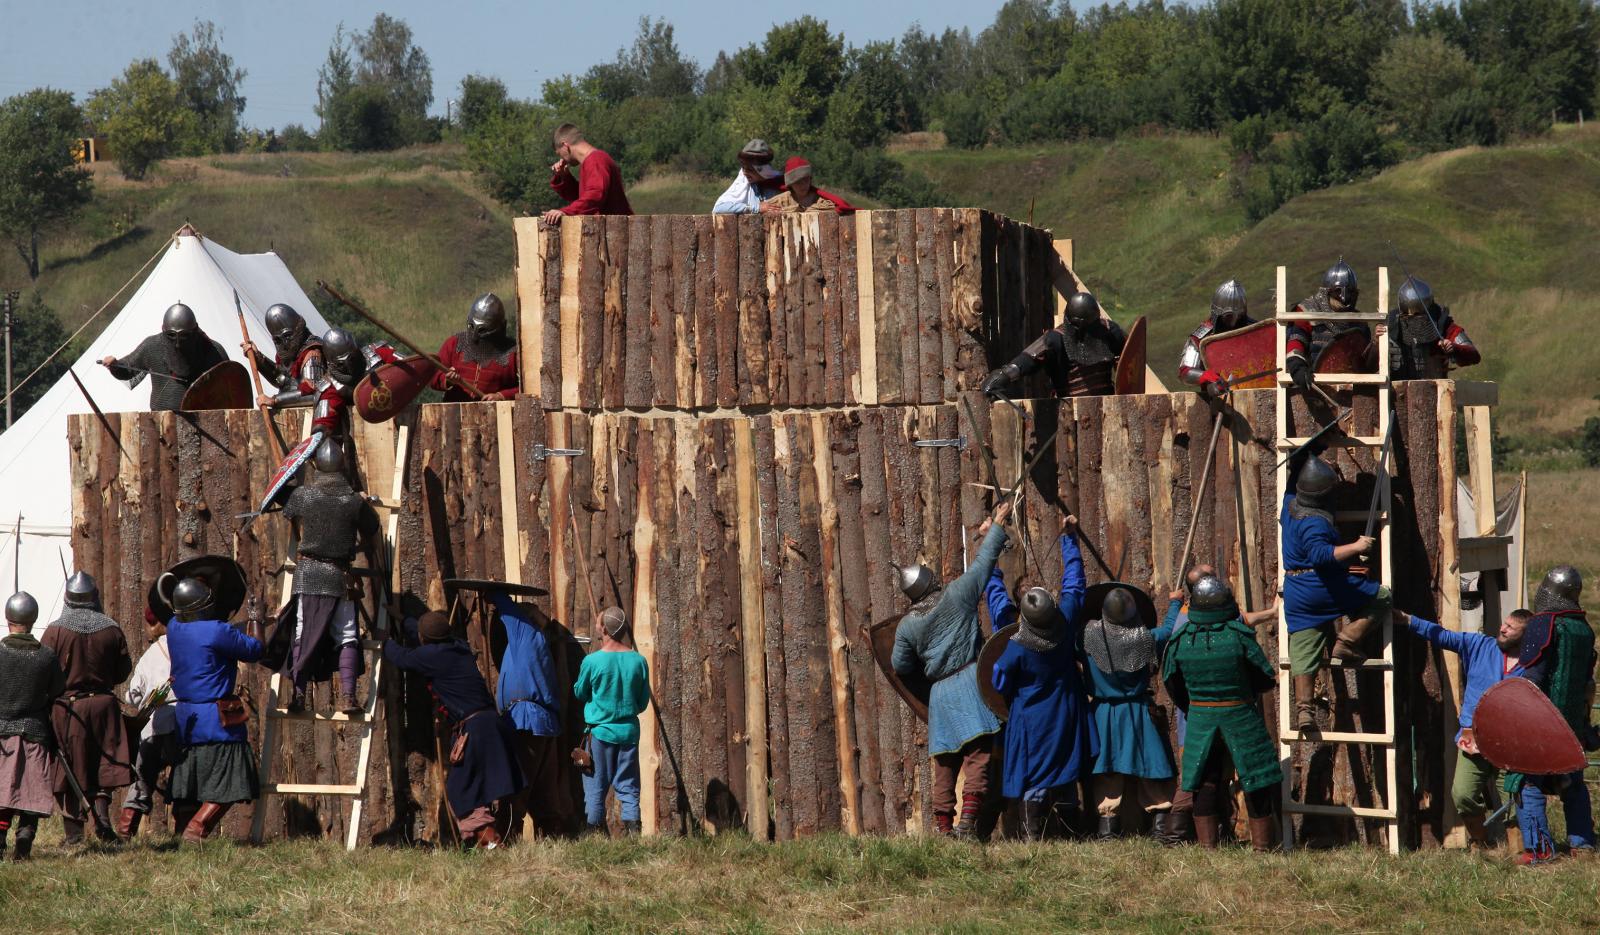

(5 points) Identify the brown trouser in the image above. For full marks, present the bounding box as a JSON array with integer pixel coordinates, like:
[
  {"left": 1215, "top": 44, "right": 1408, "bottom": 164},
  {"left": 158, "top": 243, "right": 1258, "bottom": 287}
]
[
  {"left": 1092, "top": 773, "right": 1176, "bottom": 817},
  {"left": 511, "top": 733, "right": 574, "bottom": 837},
  {"left": 932, "top": 736, "right": 992, "bottom": 815}
]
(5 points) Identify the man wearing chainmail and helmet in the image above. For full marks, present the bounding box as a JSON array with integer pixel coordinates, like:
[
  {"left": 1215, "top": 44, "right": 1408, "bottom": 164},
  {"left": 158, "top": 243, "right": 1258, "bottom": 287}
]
[
  {"left": 98, "top": 303, "right": 229, "bottom": 411},
  {"left": 309, "top": 326, "right": 396, "bottom": 436},
  {"left": 1284, "top": 260, "right": 1377, "bottom": 392},
  {"left": 244, "top": 303, "right": 325, "bottom": 410},
  {"left": 891, "top": 500, "right": 1013, "bottom": 838},
  {"left": 982, "top": 515, "right": 1096, "bottom": 840},
  {"left": 432, "top": 293, "right": 519, "bottom": 401},
  {"left": 1506, "top": 566, "right": 1595, "bottom": 863},
  {"left": 1178, "top": 279, "right": 1257, "bottom": 397},
  {"left": 0, "top": 591, "right": 65, "bottom": 861},
  {"left": 981, "top": 291, "right": 1127, "bottom": 398},
  {"left": 269, "top": 436, "right": 379, "bottom": 714},
  {"left": 1385, "top": 276, "right": 1480, "bottom": 380},
  {"left": 40, "top": 571, "right": 134, "bottom": 844}
]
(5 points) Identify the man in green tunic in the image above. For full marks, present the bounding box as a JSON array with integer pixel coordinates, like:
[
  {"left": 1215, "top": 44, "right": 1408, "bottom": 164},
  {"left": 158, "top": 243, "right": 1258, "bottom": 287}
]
[{"left": 1161, "top": 574, "right": 1282, "bottom": 851}]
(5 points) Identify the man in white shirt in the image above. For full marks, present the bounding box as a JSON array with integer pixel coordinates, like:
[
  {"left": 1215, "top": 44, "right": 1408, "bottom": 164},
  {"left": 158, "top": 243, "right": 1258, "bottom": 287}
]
[
  {"left": 712, "top": 139, "right": 783, "bottom": 214},
  {"left": 118, "top": 608, "right": 179, "bottom": 837}
]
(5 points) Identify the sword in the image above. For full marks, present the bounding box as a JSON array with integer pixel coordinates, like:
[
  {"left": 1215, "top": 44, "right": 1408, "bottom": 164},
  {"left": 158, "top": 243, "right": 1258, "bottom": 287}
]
[
  {"left": 49, "top": 715, "right": 114, "bottom": 839},
  {"left": 235, "top": 289, "right": 287, "bottom": 460},
  {"left": 316, "top": 281, "right": 485, "bottom": 400},
  {"left": 1273, "top": 407, "right": 1354, "bottom": 470},
  {"left": 1363, "top": 411, "right": 1397, "bottom": 541},
  {"left": 1387, "top": 242, "right": 1446, "bottom": 342},
  {"left": 68, "top": 368, "right": 132, "bottom": 464},
  {"left": 12, "top": 515, "right": 19, "bottom": 593}
]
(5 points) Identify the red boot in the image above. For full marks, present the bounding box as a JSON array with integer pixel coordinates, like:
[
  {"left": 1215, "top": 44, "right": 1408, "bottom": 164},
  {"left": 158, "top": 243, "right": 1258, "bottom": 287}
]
[
  {"left": 933, "top": 812, "right": 955, "bottom": 836},
  {"left": 182, "top": 803, "right": 231, "bottom": 844},
  {"left": 117, "top": 808, "right": 143, "bottom": 839}
]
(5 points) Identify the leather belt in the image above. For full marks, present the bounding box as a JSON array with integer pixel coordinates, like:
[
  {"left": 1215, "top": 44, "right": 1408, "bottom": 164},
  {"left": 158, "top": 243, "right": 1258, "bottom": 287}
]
[
  {"left": 1189, "top": 699, "right": 1246, "bottom": 708},
  {"left": 1284, "top": 568, "right": 1315, "bottom": 577}
]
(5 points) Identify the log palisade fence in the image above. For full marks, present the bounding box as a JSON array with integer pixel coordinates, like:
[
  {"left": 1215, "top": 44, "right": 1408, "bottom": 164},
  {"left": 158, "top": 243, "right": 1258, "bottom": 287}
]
[{"left": 69, "top": 209, "right": 1470, "bottom": 849}]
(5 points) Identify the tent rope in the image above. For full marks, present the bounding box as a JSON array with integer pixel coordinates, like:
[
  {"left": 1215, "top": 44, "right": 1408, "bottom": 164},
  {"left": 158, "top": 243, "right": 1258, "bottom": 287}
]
[{"left": 0, "top": 232, "right": 176, "bottom": 408}]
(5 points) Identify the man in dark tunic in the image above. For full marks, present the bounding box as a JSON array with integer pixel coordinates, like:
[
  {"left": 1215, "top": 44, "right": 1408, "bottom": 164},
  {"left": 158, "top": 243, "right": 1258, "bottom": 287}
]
[
  {"left": 0, "top": 592, "right": 65, "bottom": 861},
  {"left": 489, "top": 589, "right": 571, "bottom": 837},
  {"left": 981, "top": 292, "right": 1127, "bottom": 398},
  {"left": 1161, "top": 575, "right": 1281, "bottom": 851},
  {"left": 246, "top": 303, "right": 326, "bottom": 410},
  {"left": 1385, "top": 277, "right": 1480, "bottom": 380},
  {"left": 40, "top": 572, "right": 133, "bottom": 844},
  {"left": 385, "top": 610, "right": 526, "bottom": 849},
  {"left": 433, "top": 293, "right": 519, "bottom": 401},
  {"left": 1284, "top": 260, "right": 1376, "bottom": 390},
  {"left": 98, "top": 303, "right": 228, "bottom": 412}
]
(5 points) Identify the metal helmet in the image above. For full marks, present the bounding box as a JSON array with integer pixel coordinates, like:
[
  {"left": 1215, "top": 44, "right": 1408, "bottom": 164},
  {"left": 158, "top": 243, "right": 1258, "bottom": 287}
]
[
  {"left": 1397, "top": 277, "right": 1433, "bottom": 317},
  {"left": 321, "top": 327, "right": 357, "bottom": 361},
  {"left": 1321, "top": 259, "right": 1359, "bottom": 308},
  {"left": 64, "top": 571, "right": 99, "bottom": 608},
  {"left": 5, "top": 591, "right": 38, "bottom": 627},
  {"left": 170, "top": 576, "right": 214, "bottom": 618},
  {"left": 468, "top": 293, "right": 506, "bottom": 340},
  {"left": 312, "top": 435, "right": 346, "bottom": 475},
  {"left": 1533, "top": 565, "right": 1583, "bottom": 613},
  {"left": 1101, "top": 587, "right": 1140, "bottom": 627},
  {"left": 163, "top": 303, "right": 199, "bottom": 337},
  {"left": 1189, "top": 574, "right": 1233, "bottom": 612},
  {"left": 1210, "top": 279, "right": 1248, "bottom": 328},
  {"left": 1019, "top": 587, "right": 1058, "bottom": 628},
  {"left": 1295, "top": 456, "right": 1337, "bottom": 500},
  {"left": 265, "top": 303, "right": 305, "bottom": 342},
  {"left": 892, "top": 562, "right": 938, "bottom": 604},
  {"left": 1065, "top": 291, "right": 1100, "bottom": 326}
]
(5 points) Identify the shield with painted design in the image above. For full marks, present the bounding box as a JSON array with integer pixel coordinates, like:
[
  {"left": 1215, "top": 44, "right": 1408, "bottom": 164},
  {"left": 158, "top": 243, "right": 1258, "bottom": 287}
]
[
  {"left": 255, "top": 432, "right": 322, "bottom": 516},
  {"left": 355, "top": 354, "right": 437, "bottom": 424},
  {"left": 1199, "top": 319, "right": 1276, "bottom": 390},
  {"left": 1473, "top": 677, "right": 1587, "bottom": 775},
  {"left": 978, "top": 622, "right": 1019, "bottom": 720},
  {"left": 1313, "top": 328, "right": 1373, "bottom": 376},
  {"left": 180, "top": 360, "right": 254, "bottom": 411},
  {"left": 1113, "top": 315, "right": 1147, "bottom": 395},
  {"left": 867, "top": 613, "right": 930, "bottom": 722}
]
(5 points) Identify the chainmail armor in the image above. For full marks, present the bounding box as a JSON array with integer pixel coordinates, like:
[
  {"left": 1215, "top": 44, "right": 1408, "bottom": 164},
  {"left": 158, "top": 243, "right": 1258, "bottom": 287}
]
[
  {"left": 1390, "top": 307, "right": 1448, "bottom": 379},
  {"left": 454, "top": 330, "right": 516, "bottom": 366},
  {"left": 1288, "top": 491, "right": 1335, "bottom": 526},
  {"left": 285, "top": 473, "right": 370, "bottom": 597},
  {"left": 0, "top": 638, "right": 60, "bottom": 744},
  {"left": 48, "top": 607, "right": 120, "bottom": 635},
  {"left": 110, "top": 333, "right": 229, "bottom": 411},
  {"left": 1534, "top": 588, "right": 1582, "bottom": 615},
  {"left": 1082, "top": 618, "right": 1157, "bottom": 674},
  {"left": 1013, "top": 609, "right": 1066, "bottom": 653}
]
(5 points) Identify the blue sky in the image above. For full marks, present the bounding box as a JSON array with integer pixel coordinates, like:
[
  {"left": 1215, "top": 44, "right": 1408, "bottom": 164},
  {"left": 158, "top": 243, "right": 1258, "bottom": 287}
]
[{"left": 0, "top": 1, "right": 1014, "bottom": 129}]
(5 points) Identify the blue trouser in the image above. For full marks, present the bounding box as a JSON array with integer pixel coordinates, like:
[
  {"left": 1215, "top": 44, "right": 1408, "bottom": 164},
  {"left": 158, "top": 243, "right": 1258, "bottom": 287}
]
[
  {"left": 582, "top": 738, "right": 641, "bottom": 825},
  {"left": 1024, "top": 784, "right": 1078, "bottom": 805},
  {"left": 1518, "top": 771, "right": 1595, "bottom": 853}
]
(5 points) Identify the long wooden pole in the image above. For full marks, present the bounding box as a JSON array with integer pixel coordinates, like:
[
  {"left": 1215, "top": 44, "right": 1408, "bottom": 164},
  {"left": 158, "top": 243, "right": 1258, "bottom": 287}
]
[
  {"left": 315, "top": 280, "right": 484, "bottom": 400},
  {"left": 234, "top": 291, "right": 287, "bottom": 460},
  {"left": 68, "top": 368, "right": 131, "bottom": 463},
  {"left": 1175, "top": 408, "right": 1225, "bottom": 583}
]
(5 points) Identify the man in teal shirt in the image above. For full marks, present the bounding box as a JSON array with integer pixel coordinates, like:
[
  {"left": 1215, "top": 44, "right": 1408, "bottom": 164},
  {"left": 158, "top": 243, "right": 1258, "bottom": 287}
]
[{"left": 573, "top": 607, "right": 652, "bottom": 835}]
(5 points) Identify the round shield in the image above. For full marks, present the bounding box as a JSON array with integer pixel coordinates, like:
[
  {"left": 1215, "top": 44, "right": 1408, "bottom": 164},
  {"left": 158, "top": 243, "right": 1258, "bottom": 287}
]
[
  {"left": 1083, "top": 582, "right": 1158, "bottom": 629},
  {"left": 978, "top": 622, "right": 1019, "bottom": 721},
  {"left": 155, "top": 554, "right": 248, "bottom": 621},
  {"left": 1113, "top": 315, "right": 1147, "bottom": 395},
  {"left": 1313, "top": 329, "right": 1372, "bottom": 376},
  {"left": 867, "top": 613, "right": 930, "bottom": 722},
  {"left": 355, "top": 355, "right": 437, "bottom": 424},
  {"left": 443, "top": 577, "right": 550, "bottom": 598},
  {"left": 181, "top": 360, "right": 254, "bottom": 411},
  {"left": 1473, "top": 677, "right": 1587, "bottom": 775}
]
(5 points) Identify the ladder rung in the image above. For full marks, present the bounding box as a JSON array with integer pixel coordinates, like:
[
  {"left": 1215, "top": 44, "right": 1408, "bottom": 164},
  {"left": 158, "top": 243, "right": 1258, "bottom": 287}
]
[
  {"left": 1281, "top": 730, "right": 1394, "bottom": 744},
  {"left": 268, "top": 782, "right": 362, "bottom": 796},
  {"left": 1277, "top": 435, "right": 1385, "bottom": 449},
  {"left": 1275, "top": 311, "right": 1389, "bottom": 322},
  {"left": 1276, "top": 373, "right": 1389, "bottom": 385},
  {"left": 268, "top": 709, "right": 376, "bottom": 723},
  {"left": 1278, "top": 659, "right": 1393, "bottom": 671},
  {"left": 1283, "top": 801, "right": 1396, "bottom": 820}
]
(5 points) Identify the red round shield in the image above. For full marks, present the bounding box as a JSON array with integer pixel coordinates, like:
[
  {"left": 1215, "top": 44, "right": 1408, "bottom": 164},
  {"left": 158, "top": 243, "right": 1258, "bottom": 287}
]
[
  {"left": 1114, "top": 315, "right": 1147, "bottom": 395},
  {"left": 1473, "top": 677, "right": 1587, "bottom": 775},
  {"left": 1313, "top": 329, "right": 1373, "bottom": 376},
  {"left": 1199, "top": 319, "right": 1276, "bottom": 390},
  {"left": 355, "top": 355, "right": 437, "bottom": 424},
  {"left": 181, "top": 360, "right": 254, "bottom": 411}
]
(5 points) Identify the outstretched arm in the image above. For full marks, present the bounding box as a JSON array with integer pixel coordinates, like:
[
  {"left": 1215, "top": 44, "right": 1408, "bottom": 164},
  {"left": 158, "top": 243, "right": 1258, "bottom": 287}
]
[
  {"left": 1057, "top": 518, "right": 1086, "bottom": 623},
  {"left": 984, "top": 565, "right": 1016, "bottom": 631}
]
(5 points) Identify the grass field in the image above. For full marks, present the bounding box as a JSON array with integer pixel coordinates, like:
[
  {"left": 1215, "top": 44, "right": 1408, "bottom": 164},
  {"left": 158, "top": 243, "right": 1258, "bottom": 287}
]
[{"left": 2, "top": 832, "right": 1599, "bottom": 933}]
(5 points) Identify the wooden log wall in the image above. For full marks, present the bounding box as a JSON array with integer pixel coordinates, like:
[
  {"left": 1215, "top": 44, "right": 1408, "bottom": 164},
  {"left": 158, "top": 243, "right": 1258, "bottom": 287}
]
[{"left": 513, "top": 210, "right": 1060, "bottom": 411}]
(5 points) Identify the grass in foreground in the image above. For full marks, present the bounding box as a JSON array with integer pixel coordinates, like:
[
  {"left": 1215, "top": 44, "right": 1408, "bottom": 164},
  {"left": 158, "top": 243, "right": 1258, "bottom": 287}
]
[{"left": 2, "top": 832, "right": 1598, "bottom": 933}]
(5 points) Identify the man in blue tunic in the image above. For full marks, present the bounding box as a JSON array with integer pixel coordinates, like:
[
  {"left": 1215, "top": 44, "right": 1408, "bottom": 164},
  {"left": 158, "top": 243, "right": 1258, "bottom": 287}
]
[
  {"left": 1281, "top": 454, "right": 1389, "bottom": 730},
  {"left": 892, "top": 500, "right": 1012, "bottom": 838},
  {"left": 489, "top": 589, "right": 572, "bottom": 837},
  {"left": 983, "top": 516, "right": 1096, "bottom": 840}
]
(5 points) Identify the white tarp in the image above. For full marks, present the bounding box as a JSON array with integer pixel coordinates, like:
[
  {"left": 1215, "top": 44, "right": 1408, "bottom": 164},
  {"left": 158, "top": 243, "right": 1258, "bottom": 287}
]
[
  {"left": 0, "top": 231, "right": 330, "bottom": 627},
  {"left": 1456, "top": 474, "right": 1527, "bottom": 634}
]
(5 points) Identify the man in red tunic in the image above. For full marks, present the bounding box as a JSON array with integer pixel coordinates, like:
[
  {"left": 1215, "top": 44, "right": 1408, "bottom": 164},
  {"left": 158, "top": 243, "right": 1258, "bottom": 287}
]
[
  {"left": 541, "top": 124, "right": 633, "bottom": 223},
  {"left": 433, "top": 293, "right": 518, "bottom": 402}
]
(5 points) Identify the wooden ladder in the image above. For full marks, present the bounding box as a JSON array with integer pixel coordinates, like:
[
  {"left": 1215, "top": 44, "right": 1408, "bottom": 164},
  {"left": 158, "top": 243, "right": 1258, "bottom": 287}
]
[
  {"left": 1272, "top": 266, "right": 1401, "bottom": 854},
  {"left": 250, "top": 424, "right": 410, "bottom": 851}
]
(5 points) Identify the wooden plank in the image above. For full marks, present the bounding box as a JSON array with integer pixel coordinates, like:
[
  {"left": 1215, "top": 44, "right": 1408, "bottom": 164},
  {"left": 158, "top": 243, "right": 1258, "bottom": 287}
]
[
  {"left": 776, "top": 416, "right": 822, "bottom": 834},
  {"left": 738, "top": 216, "right": 768, "bottom": 407},
  {"left": 828, "top": 410, "right": 883, "bottom": 834},
  {"left": 1435, "top": 384, "right": 1464, "bottom": 845},
  {"left": 577, "top": 218, "right": 606, "bottom": 408},
  {"left": 694, "top": 214, "right": 718, "bottom": 408},
  {"left": 870, "top": 212, "right": 901, "bottom": 405},
  {"left": 623, "top": 215, "right": 653, "bottom": 408},
  {"left": 733, "top": 418, "right": 770, "bottom": 839},
  {"left": 632, "top": 418, "right": 661, "bottom": 835},
  {"left": 812, "top": 413, "right": 861, "bottom": 834},
  {"left": 765, "top": 218, "right": 789, "bottom": 406},
  {"left": 541, "top": 220, "right": 564, "bottom": 408},
  {"left": 753, "top": 415, "right": 791, "bottom": 839},
  {"left": 513, "top": 217, "right": 545, "bottom": 403},
  {"left": 713, "top": 214, "right": 741, "bottom": 408},
  {"left": 950, "top": 209, "right": 985, "bottom": 393},
  {"left": 836, "top": 210, "right": 862, "bottom": 405},
  {"left": 915, "top": 209, "right": 943, "bottom": 404},
  {"left": 559, "top": 219, "right": 582, "bottom": 409},
  {"left": 672, "top": 416, "right": 704, "bottom": 831},
  {"left": 856, "top": 408, "right": 907, "bottom": 831},
  {"left": 895, "top": 211, "right": 922, "bottom": 404},
  {"left": 854, "top": 211, "right": 879, "bottom": 405},
  {"left": 933, "top": 208, "right": 957, "bottom": 401},
  {"left": 650, "top": 217, "right": 676, "bottom": 408},
  {"left": 799, "top": 215, "right": 825, "bottom": 405},
  {"left": 818, "top": 213, "right": 846, "bottom": 405},
  {"left": 496, "top": 402, "right": 522, "bottom": 583}
]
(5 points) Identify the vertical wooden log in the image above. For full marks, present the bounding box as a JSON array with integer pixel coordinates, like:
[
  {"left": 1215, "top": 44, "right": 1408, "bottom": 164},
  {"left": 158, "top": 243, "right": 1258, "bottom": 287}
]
[
  {"left": 870, "top": 212, "right": 901, "bottom": 405},
  {"left": 738, "top": 216, "right": 769, "bottom": 407},
  {"left": 915, "top": 209, "right": 943, "bottom": 404},
  {"left": 836, "top": 211, "right": 862, "bottom": 404},
  {"left": 631, "top": 418, "right": 662, "bottom": 834},
  {"left": 650, "top": 217, "right": 676, "bottom": 408},
  {"left": 883, "top": 407, "right": 929, "bottom": 827},
  {"left": 649, "top": 418, "right": 683, "bottom": 832},
  {"left": 812, "top": 413, "right": 861, "bottom": 834},
  {"left": 764, "top": 218, "right": 789, "bottom": 406},
  {"left": 550, "top": 220, "right": 575, "bottom": 408},
  {"left": 951, "top": 209, "right": 985, "bottom": 392},
  {"left": 753, "top": 415, "right": 791, "bottom": 839},
  {"left": 693, "top": 215, "right": 718, "bottom": 408},
  {"left": 856, "top": 408, "right": 906, "bottom": 831},
  {"left": 623, "top": 215, "right": 653, "bottom": 408},
  {"left": 671, "top": 417, "right": 704, "bottom": 831},
  {"left": 853, "top": 211, "right": 878, "bottom": 406},
  {"left": 577, "top": 217, "right": 604, "bottom": 408},
  {"left": 829, "top": 410, "right": 883, "bottom": 834},
  {"left": 713, "top": 214, "right": 741, "bottom": 408},
  {"left": 673, "top": 217, "right": 699, "bottom": 409},
  {"left": 733, "top": 418, "right": 771, "bottom": 839},
  {"left": 513, "top": 217, "right": 544, "bottom": 403},
  {"left": 933, "top": 208, "right": 957, "bottom": 401},
  {"left": 895, "top": 211, "right": 922, "bottom": 404},
  {"left": 818, "top": 214, "right": 846, "bottom": 405},
  {"left": 776, "top": 416, "right": 822, "bottom": 834}
]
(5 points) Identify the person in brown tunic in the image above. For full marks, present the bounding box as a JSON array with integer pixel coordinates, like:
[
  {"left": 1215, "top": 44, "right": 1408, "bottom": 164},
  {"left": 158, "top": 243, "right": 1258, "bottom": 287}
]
[{"left": 40, "top": 572, "right": 133, "bottom": 844}]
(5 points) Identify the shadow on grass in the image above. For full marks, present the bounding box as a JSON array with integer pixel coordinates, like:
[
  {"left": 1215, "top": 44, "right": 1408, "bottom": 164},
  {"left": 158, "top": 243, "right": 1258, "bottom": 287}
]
[{"left": 45, "top": 225, "right": 156, "bottom": 274}]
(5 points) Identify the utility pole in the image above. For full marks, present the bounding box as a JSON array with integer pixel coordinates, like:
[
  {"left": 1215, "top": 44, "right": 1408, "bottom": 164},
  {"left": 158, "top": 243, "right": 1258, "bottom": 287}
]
[{"left": 2, "top": 290, "right": 18, "bottom": 429}]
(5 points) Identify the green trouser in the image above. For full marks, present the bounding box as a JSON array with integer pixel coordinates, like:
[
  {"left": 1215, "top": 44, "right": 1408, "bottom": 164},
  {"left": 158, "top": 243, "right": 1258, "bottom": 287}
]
[
  {"left": 1287, "top": 585, "right": 1393, "bottom": 676},
  {"left": 1451, "top": 748, "right": 1500, "bottom": 817}
]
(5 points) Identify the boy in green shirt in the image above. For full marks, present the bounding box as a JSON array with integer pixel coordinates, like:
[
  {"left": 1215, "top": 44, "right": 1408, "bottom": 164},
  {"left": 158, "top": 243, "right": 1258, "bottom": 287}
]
[{"left": 573, "top": 607, "right": 652, "bottom": 835}]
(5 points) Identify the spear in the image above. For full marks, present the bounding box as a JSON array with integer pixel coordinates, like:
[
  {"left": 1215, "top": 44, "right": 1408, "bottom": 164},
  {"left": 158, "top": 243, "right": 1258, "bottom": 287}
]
[
  {"left": 234, "top": 290, "right": 287, "bottom": 460},
  {"left": 12, "top": 516, "right": 19, "bottom": 593},
  {"left": 315, "top": 281, "right": 484, "bottom": 400},
  {"left": 68, "top": 369, "right": 132, "bottom": 463}
]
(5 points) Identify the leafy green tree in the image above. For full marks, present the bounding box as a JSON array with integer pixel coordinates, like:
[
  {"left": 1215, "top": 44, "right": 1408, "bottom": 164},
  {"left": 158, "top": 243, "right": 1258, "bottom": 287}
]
[
  {"left": 0, "top": 89, "right": 93, "bottom": 281},
  {"left": 86, "top": 59, "right": 197, "bottom": 180},
  {"left": 456, "top": 75, "right": 509, "bottom": 135},
  {"left": 1371, "top": 34, "right": 1482, "bottom": 145},
  {"left": 465, "top": 101, "right": 562, "bottom": 213},
  {"left": 167, "top": 19, "right": 246, "bottom": 154},
  {"left": 6, "top": 292, "right": 73, "bottom": 418},
  {"left": 315, "top": 23, "right": 356, "bottom": 127},
  {"left": 352, "top": 13, "right": 433, "bottom": 128},
  {"left": 319, "top": 84, "right": 403, "bottom": 152},
  {"left": 846, "top": 41, "right": 920, "bottom": 136},
  {"left": 1268, "top": 103, "right": 1397, "bottom": 207},
  {"left": 1582, "top": 415, "right": 1600, "bottom": 468}
]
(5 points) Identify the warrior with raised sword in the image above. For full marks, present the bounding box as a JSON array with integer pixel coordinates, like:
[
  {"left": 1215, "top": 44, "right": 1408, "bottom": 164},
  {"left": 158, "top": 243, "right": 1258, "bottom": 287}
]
[
  {"left": 982, "top": 292, "right": 1127, "bottom": 399},
  {"left": 99, "top": 303, "right": 229, "bottom": 412}
]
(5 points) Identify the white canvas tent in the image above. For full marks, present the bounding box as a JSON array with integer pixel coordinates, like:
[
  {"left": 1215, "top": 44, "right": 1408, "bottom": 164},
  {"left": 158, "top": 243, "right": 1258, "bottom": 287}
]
[
  {"left": 0, "top": 229, "right": 330, "bottom": 629},
  {"left": 1457, "top": 473, "right": 1528, "bottom": 635}
]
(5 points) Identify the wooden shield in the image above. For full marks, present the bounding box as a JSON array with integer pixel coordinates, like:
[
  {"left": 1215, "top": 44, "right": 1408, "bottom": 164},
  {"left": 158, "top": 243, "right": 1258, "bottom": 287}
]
[
  {"left": 256, "top": 432, "right": 322, "bottom": 515},
  {"left": 155, "top": 554, "right": 248, "bottom": 622},
  {"left": 978, "top": 622, "right": 1019, "bottom": 721},
  {"left": 1473, "top": 678, "right": 1588, "bottom": 775},
  {"left": 1199, "top": 319, "right": 1276, "bottom": 389},
  {"left": 1114, "top": 315, "right": 1147, "bottom": 395},
  {"left": 1313, "top": 329, "right": 1372, "bottom": 375},
  {"left": 180, "top": 360, "right": 253, "bottom": 411},
  {"left": 443, "top": 577, "right": 550, "bottom": 598},
  {"left": 355, "top": 354, "right": 437, "bottom": 424},
  {"left": 867, "top": 614, "right": 930, "bottom": 722}
]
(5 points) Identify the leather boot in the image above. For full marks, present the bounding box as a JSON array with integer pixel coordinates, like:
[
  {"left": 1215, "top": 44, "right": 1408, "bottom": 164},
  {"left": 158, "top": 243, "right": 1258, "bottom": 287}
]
[
  {"left": 473, "top": 823, "right": 503, "bottom": 850},
  {"left": 172, "top": 804, "right": 199, "bottom": 838},
  {"left": 1022, "top": 800, "right": 1049, "bottom": 842},
  {"left": 1462, "top": 813, "right": 1491, "bottom": 850},
  {"left": 181, "top": 802, "right": 230, "bottom": 844},
  {"left": 62, "top": 817, "right": 85, "bottom": 846},
  {"left": 10, "top": 815, "right": 36, "bottom": 861},
  {"left": 338, "top": 689, "right": 362, "bottom": 716},
  {"left": 1293, "top": 674, "right": 1318, "bottom": 732},
  {"left": 933, "top": 812, "right": 955, "bottom": 836},
  {"left": 286, "top": 685, "right": 307, "bottom": 714},
  {"left": 1096, "top": 815, "right": 1120, "bottom": 840},
  {"left": 1333, "top": 615, "right": 1376, "bottom": 664},
  {"left": 1049, "top": 801, "right": 1082, "bottom": 840},
  {"left": 1159, "top": 809, "right": 1192, "bottom": 846},
  {"left": 1194, "top": 814, "right": 1221, "bottom": 849},
  {"left": 621, "top": 819, "right": 641, "bottom": 837},
  {"left": 92, "top": 795, "right": 118, "bottom": 842},
  {"left": 953, "top": 793, "right": 982, "bottom": 841},
  {"left": 118, "top": 807, "right": 143, "bottom": 839},
  {"left": 1249, "top": 816, "right": 1277, "bottom": 852}
]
